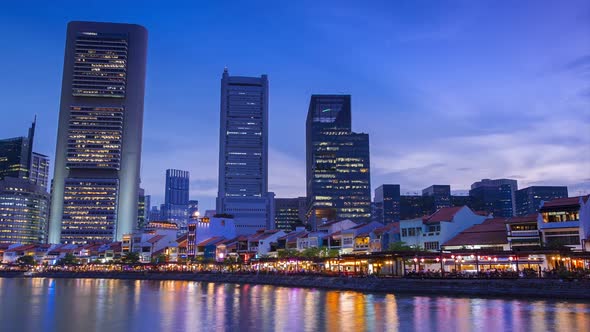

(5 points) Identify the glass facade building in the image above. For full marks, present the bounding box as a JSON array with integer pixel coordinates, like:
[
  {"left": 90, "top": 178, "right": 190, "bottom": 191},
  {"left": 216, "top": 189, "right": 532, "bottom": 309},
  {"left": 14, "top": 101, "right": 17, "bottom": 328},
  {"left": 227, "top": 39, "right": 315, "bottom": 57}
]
[
  {"left": 216, "top": 69, "right": 275, "bottom": 234},
  {"left": 374, "top": 184, "right": 401, "bottom": 224},
  {"left": 0, "top": 121, "right": 35, "bottom": 182},
  {"left": 400, "top": 195, "right": 435, "bottom": 220},
  {"left": 49, "top": 21, "right": 147, "bottom": 244},
  {"left": 163, "top": 169, "right": 190, "bottom": 229},
  {"left": 30, "top": 152, "right": 50, "bottom": 191},
  {"left": 422, "top": 185, "right": 451, "bottom": 211},
  {"left": 0, "top": 177, "right": 49, "bottom": 244},
  {"left": 515, "top": 186, "right": 568, "bottom": 216},
  {"left": 274, "top": 197, "right": 306, "bottom": 231},
  {"left": 306, "top": 95, "right": 371, "bottom": 230},
  {"left": 469, "top": 179, "right": 518, "bottom": 218}
]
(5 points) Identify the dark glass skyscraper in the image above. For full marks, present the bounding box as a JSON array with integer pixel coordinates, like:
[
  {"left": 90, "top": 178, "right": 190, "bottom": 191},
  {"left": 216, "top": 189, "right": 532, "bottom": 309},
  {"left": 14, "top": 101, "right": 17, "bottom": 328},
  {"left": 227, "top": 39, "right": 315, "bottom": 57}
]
[
  {"left": 163, "top": 169, "right": 190, "bottom": 229},
  {"left": 0, "top": 120, "right": 35, "bottom": 181},
  {"left": 30, "top": 152, "right": 50, "bottom": 191},
  {"left": 422, "top": 185, "right": 451, "bottom": 211},
  {"left": 49, "top": 21, "right": 148, "bottom": 244},
  {"left": 515, "top": 186, "right": 568, "bottom": 216},
  {"left": 374, "top": 184, "right": 401, "bottom": 224},
  {"left": 216, "top": 69, "right": 275, "bottom": 234},
  {"left": 306, "top": 95, "right": 371, "bottom": 229},
  {"left": 400, "top": 195, "right": 435, "bottom": 219},
  {"left": 0, "top": 177, "right": 49, "bottom": 244},
  {"left": 274, "top": 197, "right": 306, "bottom": 231},
  {"left": 469, "top": 179, "right": 518, "bottom": 218}
]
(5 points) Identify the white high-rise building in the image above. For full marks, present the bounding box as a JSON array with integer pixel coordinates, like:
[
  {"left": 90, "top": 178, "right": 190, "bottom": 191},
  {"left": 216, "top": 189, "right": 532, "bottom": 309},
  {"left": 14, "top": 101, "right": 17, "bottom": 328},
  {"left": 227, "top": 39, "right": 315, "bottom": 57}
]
[{"left": 216, "top": 68, "right": 275, "bottom": 234}]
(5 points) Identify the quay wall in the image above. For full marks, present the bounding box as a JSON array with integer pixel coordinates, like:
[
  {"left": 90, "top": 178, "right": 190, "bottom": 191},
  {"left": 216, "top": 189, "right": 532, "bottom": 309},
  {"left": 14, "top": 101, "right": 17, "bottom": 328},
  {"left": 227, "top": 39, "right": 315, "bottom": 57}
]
[{"left": 2, "top": 271, "right": 589, "bottom": 300}]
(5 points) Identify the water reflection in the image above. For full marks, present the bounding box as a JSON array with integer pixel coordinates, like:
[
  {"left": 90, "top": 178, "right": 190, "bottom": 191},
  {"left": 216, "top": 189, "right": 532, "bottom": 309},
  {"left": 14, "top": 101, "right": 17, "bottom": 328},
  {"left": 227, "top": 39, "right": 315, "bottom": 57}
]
[{"left": 0, "top": 278, "right": 588, "bottom": 332}]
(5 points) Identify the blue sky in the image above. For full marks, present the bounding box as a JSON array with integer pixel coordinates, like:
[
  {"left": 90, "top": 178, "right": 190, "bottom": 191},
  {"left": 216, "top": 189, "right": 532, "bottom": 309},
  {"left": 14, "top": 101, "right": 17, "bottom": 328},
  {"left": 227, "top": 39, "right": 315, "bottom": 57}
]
[{"left": 1, "top": 0, "right": 589, "bottom": 211}]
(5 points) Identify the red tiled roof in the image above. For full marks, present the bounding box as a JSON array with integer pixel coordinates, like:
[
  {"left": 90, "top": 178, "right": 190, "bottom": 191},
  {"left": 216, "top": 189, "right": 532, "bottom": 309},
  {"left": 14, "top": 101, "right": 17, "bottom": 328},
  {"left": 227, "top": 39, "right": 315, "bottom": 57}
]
[
  {"left": 373, "top": 222, "right": 400, "bottom": 236},
  {"left": 278, "top": 230, "right": 308, "bottom": 242},
  {"left": 147, "top": 235, "right": 166, "bottom": 244},
  {"left": 197, "top": 236, "right": 226, "bottom": 247},
  {"left": 423, "top": 206, "right": 464, "bottom": 224},
  {"left": 443, "top": 219, "right": 508, "bottom": 247},
  {"left": 542, "top": 196, "right": 588, "bottom": 208},
  {"left": 248, "top": 229, "right": 281, "bottom": 241},
  {"left": 176, "top": 234, "right": 188, "bottom": 243},
  {"left": 5, "top": 244, "right": 37, "bottom": 253}
]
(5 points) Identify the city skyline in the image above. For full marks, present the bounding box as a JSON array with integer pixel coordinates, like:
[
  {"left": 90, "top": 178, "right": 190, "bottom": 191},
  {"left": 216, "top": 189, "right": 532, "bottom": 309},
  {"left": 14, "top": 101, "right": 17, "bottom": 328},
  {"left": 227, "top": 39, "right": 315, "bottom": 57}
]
[{"left": 1, "top": 1, "right": 589, "bottom": 212}]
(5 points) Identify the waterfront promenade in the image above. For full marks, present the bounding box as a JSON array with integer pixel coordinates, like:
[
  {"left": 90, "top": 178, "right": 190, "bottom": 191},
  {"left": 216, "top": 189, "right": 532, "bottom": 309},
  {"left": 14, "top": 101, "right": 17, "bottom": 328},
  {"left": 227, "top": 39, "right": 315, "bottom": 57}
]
[{"left": 2, "top": 270, "right": 589, "bottom": 300}]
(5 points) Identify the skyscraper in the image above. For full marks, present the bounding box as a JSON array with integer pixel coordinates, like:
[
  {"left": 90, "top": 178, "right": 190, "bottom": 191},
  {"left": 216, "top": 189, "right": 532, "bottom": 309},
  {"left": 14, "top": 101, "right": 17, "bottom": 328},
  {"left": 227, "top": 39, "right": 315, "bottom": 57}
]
[
  {"left": 48, "top": 21, "right": 148, "bottom": 244},
  {"left": 422, "top": 185, "right": 451, "bottom": 211},
  {"left": 274, "top": 197, "right": 307, "bottom": 231},
  {"left": 0, "top": 121, "right": 49, "bottom": 244},
  {"left": 137, "top": 188, "right": 147, "bottom": 230},
  {"left": 306, "top": 95, "right": 371, "bottom": 230},
  {"left": 216, "top": 69, "right": 275, "bottom": 234},
  {"left": 469, "top": 178, "right": 518, "bottom": 218},
  {"left": 0, "top": 177, "right": 49, "bottom": 244},
  {"left": 0, "top": 120, "right": 35, "bottom": 181},
  {"left": 188, "top": 200, "right": 199, "bottom": 221},
  {"left": 374, "top": 184, "right": 401, "bottom": 224},
  {"left": 163, "top": 169, "right": 190, "bottom": 228},
  {"left": 30, "top": 152, "right": 50, "bottom": 191},
  {"left": 515, "top": 186, "right": 568, "bottom": 216}
]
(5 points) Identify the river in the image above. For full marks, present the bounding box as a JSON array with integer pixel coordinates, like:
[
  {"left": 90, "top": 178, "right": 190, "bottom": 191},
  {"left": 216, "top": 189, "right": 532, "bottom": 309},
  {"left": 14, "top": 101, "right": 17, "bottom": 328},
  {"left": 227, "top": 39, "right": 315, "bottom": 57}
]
[{"left": 0, "top": 278, "right": 588, "bottom": 331}]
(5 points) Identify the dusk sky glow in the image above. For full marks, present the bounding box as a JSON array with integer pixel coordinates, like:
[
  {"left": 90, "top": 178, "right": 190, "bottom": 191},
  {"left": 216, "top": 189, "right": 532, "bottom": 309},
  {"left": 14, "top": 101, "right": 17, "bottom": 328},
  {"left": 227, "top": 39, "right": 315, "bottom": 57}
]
[{"left": 1, "top": 0, "right": 589, "bottom": 211}]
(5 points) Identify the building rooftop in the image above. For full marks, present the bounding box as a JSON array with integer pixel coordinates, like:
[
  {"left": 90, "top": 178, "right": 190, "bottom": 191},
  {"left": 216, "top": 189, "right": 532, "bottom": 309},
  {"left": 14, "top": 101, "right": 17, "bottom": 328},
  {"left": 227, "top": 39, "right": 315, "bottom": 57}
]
[
  {"left": 197, "top": 236, "right": 226, "bottom": 247},
  {"left": 423, "top": 206, "right": 464, "bottom": 224},
  {"left": 541, "top": 195, "right": 589, "bottom": 209},
  {"left": 444, "top": 218, "right": 508, "bottom": 247}
]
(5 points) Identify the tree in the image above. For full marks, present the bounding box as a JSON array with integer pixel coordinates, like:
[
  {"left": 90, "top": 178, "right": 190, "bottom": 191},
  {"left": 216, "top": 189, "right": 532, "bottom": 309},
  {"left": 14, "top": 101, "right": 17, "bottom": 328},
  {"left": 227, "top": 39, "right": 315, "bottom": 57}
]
[
  {"left": 16, "top": 255, "right": 36, "bottom": 266},
  {"left": 388, "top": 241, "right": 419, "bottom": 251},
  {"left": 301, "top": 247, "right": 321, "bottom": 259},
  {"left": 57, "top": 253, "right": 78, "bottom": 265},
  {"left": 278, "top": 249, "right": 300, "bottom": 259},
  {"left": 152, "top": 254, "right": 167, "bottom": 264},
  {"left": 122, "top": 252, "right": 140, "bottom": 264}
]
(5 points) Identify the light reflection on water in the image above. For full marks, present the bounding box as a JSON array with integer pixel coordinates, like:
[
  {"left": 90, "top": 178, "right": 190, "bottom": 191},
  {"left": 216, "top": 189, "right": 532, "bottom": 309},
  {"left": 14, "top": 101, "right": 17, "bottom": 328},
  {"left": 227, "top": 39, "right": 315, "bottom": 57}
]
[{"left": 0, "top": 278, "right": 588, "bottom": 332}]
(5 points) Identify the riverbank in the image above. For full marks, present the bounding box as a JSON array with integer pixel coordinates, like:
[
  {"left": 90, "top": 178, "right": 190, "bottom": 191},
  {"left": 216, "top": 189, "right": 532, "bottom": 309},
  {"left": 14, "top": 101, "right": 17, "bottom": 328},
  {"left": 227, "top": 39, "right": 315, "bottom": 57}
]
[{"left": 2, "top": 271, "right": 590, "bottom": 300}]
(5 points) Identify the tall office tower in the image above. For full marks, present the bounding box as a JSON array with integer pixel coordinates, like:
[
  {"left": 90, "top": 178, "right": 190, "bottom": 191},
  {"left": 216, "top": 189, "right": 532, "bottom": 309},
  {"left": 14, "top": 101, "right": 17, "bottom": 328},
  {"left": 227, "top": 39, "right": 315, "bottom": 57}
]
[
  {"left": 216, "top": 69, "right": 275, "bottom": 234},
  {"left": 0, "top": 177, "right": 49, "bottom": 244},
  {"left": 515, "top": 186, "right": 568, "bottom": 216},
  {"left": 144, "top": 195, "right": 151, "bottom": 221},
  {"left": 48, "top": 21, "right": 148, "bottom": 244},
  {"left": 422, "top": 185, "right": 451, "bottom": 211},
  {"left": 374, "top": 184, "right": 401, "bottom": 224},
  {"left": 137, "top": 188, "right": 147, "bottom": 230},
  {"left": 188, "top": 200, "right": 199, "bottom": 221},
  {"left": 0, "top": 120, "right": 35, "bottom": 181},
  {"left": 274, "top": 197, "right": 306, "bottom": 231},
  {"left": 306, "top": 95, "right": 371, "bottom": 230},
  {"left": 163, "top": 169, "right": 190, "bottom": 229},
  {"left": 469, "top": 178, "right": 518, "bottom": 218},
  {"left": 30, "top": 152, "right": 50, "bottom": 191},
  {"left": 149, "top": 206, "right": 161, "bottom": 222}
]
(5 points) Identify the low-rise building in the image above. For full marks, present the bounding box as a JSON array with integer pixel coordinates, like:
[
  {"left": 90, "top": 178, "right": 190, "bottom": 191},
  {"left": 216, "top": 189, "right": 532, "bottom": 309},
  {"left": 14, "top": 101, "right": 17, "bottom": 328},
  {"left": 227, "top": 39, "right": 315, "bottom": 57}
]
[
  {"left": 443, "top": 218, "right": 510, "bottom": 251},
  {"left": 538, "top": 195, "right": 590, "bottom": 250},
  {"left": 247, "top": 229, "right": 286, "bottom": 257},
  {"left": 506, "top": 215, "right": 541, "bottom": 249},
  {"left": 399, "top": 206, "right": 489, "bottom": 251}
]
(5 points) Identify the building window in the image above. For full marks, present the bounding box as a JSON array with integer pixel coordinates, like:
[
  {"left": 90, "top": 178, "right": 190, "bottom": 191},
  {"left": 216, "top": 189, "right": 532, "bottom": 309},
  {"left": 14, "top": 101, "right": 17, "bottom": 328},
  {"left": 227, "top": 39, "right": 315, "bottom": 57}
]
[{"left": 424, "top": 241, "right": 439, "bottom": 250}]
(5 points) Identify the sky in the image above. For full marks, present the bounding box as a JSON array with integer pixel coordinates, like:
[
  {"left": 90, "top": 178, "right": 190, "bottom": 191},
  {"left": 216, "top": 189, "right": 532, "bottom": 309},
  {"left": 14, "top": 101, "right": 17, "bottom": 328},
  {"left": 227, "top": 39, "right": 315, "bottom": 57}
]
[{"left": 1, "top": 0, "right": 589, "bottom": 212}]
